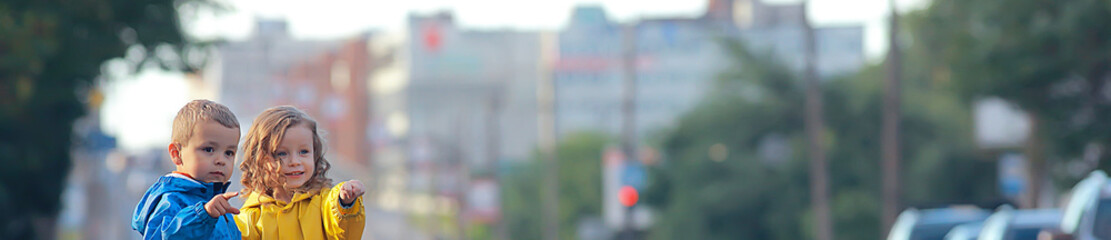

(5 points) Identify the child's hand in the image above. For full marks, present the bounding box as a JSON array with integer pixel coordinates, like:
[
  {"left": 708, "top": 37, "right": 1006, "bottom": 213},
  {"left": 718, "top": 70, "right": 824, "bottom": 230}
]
[
  {"left": 339, "top": 180, "right": 365, "bottom": 205},
  {"left": 204, "top": 192, "right": 240, "bottom": 218}
]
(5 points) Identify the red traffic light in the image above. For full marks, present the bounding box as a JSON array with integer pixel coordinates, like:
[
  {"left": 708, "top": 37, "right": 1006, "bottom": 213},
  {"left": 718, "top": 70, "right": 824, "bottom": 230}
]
[{"left": 619, "top": 186, "right": 638, "bottom": 207}]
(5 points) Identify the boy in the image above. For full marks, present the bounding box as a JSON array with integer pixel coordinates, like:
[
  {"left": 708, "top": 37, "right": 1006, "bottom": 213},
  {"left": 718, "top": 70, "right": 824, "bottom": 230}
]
[{"left": 131, "top": 99, "right": 242, "bottom": 239}]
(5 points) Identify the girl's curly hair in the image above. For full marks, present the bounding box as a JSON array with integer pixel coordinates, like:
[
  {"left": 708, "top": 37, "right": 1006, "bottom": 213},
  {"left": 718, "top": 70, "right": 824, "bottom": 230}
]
[{"left": 239, "top": 106, "right": 332, "bottom": 196}]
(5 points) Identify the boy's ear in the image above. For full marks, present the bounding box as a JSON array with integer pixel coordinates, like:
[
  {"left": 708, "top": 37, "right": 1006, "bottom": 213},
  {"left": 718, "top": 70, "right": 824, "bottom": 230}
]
[{"left": 168, "top": 143, "right": 183, "bottom": 166}]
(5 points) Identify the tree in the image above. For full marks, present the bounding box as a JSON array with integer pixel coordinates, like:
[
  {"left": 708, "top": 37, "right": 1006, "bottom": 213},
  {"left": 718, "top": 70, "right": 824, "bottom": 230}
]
[
  {"left": 502, "top": 132, "right": 609, "bottom": 240},
  {"left": 643, "top": 36, "right": 1001, "bottom": 240},
  {"left": 0, "top": 0, "right": 212, "bottom": 238},
  {"left": 911, "top": 0, "right": 1111, "bottom": 206}
]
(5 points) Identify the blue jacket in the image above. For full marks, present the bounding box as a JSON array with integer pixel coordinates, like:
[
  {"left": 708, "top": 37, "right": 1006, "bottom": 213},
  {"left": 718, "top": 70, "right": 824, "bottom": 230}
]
[{"left": 131, "top": 173, "right": 242, "bottom": 240}]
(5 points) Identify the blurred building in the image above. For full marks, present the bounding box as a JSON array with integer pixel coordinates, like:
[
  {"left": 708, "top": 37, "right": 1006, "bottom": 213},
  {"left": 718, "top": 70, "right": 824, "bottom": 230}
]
[
  {"left": 210, "top": 19, "right": 342, "bottom": 127},
  {"left": 403, "top": 15, "right": 543, "bottom": 232},
  {"left": 210, "top": 20, "right": 378, "bottom": 166},
  {"left": 406, "top": 12, "right": 541, "bottom": 170},
  {"left": 551, "top": 6, "right": 624, "bottom": 139},
  {"left": 275, "top": 36, "right": 376, "bottom": 166},
  {"left": 552, "top": 0, "right": 865, "bottom": 139}
]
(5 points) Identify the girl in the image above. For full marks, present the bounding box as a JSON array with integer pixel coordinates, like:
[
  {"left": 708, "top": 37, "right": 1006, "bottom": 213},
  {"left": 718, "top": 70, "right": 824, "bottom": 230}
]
[{"left": 236, "top": 106, "right": 365, "bottom": 240}]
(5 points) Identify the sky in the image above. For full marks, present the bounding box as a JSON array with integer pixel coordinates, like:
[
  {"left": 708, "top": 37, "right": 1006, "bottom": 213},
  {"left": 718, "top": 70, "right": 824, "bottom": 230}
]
[
  {"left": 102, "top": 0, "right": 930, "bottom": 151},
  {"left": 183, "top": 0, "right": 928, "bottom": 57}
]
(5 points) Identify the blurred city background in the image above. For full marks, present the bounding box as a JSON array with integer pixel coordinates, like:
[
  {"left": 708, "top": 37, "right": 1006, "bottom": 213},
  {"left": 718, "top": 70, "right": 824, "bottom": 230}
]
[{"left": 3, "top": 0, "right": 1111, "bottom": 239}]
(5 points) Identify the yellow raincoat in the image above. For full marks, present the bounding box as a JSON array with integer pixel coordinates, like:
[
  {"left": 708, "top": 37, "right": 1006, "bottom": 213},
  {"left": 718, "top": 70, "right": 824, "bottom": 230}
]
[{"left": 236, "top": 182, "right": 365, "bottom": 240}]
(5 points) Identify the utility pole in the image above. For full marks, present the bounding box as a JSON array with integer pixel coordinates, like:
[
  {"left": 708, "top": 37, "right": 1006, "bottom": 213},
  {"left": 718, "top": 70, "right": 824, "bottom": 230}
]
[
  {"left": 881, "top": 0, "right": 903, "bottom": 237},
  {"left": 538, "top": 32, "right": 561, "bottom": 240},
  {"left": 454, "top": 113, "right": 469, "bottom": 240},
  {"left": 619, "top": 22, "right": 640, "bottom": 240},
  {"left": 802, "top": 1, "right": 833, "bottom": 240},
  {"left": 487, "top": 91, "right": 508, "bottom": 240}
]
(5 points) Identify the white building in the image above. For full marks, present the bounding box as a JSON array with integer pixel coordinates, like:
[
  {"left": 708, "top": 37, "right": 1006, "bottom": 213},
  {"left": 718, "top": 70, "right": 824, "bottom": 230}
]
[
  {"left": 406, "top": 12, "right": 542, "bottom": 169},
  {"left": 552, "top": 0, "right": 865, "bottom": 140}
]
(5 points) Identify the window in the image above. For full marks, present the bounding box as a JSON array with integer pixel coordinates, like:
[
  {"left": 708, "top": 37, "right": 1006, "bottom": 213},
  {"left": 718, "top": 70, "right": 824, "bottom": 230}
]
[{"left": 1094, "top": 199, "right": 1111, "bottom": 239}]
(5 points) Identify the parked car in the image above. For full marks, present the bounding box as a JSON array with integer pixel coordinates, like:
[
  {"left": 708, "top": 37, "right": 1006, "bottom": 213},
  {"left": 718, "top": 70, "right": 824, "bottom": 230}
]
[
  {"left": 943, "top": 222, "right": 983, "bottom": 240},
  {"left": 978, "top": 207, "right": 1062, "bottom": 240},
  {"left": 888, "top": 207, "right": 992, "bottom": 240},
  {"left": 1058, "top": 170, "right": 1111, "bottom": 240}
]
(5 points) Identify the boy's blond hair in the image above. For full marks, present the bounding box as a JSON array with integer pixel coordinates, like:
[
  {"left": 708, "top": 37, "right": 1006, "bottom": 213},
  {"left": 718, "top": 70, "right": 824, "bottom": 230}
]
[{"left": 171, "top": 99, "right": 240, "bottom": 145}]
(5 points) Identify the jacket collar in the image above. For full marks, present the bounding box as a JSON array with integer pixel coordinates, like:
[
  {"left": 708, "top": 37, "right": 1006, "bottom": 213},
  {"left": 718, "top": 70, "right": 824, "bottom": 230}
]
[
  {"left": 165, "top": 172, "right": 230, "bottom": 196},
  {"left": 242, "top": 189, "right": 319, "bottom": 210}
]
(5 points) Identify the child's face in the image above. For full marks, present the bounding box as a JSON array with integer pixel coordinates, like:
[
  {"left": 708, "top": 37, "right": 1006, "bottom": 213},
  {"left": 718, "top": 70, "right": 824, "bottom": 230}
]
[
  {"left": 175, "top": 120, "right": 240, "bottom": 183},
  {"left": 275, "top": 124, "right": 315, "bottom": 189}
]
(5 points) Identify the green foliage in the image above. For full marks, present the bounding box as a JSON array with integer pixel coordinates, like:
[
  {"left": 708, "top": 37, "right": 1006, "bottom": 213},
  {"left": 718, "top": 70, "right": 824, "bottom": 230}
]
[
  {"left": 911, "top": 0, "right": 1111, "bottom": 164},
  {"left": 0, "top": 0, "right": 214, "bottom": 238},
  {"left": 502, "top": 132, "right": 609, "bottom": 240},
  {"left": 644, "top": 34, "right": 1000, "bottom": 240}
]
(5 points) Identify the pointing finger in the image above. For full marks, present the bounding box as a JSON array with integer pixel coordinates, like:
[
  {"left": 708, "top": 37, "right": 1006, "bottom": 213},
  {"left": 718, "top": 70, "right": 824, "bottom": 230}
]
[{"left": 221, "top": 192, "right": 240, "bottom": 199}]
